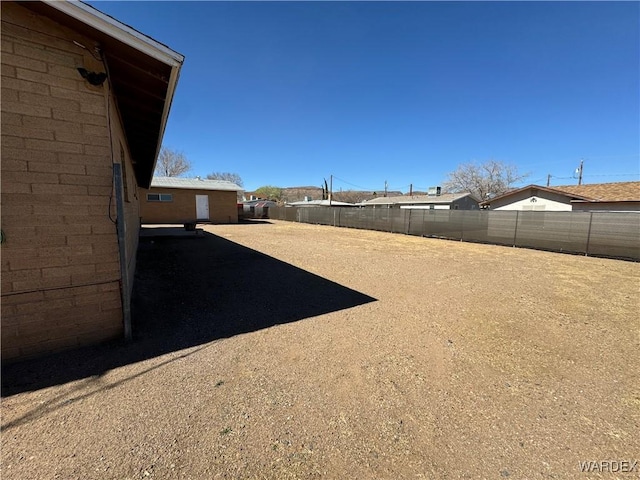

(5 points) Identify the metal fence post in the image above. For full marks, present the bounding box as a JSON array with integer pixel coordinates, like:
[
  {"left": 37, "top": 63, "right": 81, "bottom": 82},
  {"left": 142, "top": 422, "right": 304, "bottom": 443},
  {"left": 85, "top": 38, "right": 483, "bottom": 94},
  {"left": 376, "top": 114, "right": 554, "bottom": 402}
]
[
  {"left": 585, "top": 212, "right": 594, "bottom": 256},
  {"left": 512, "top": 211, "right": 519, "bottom": 247}
]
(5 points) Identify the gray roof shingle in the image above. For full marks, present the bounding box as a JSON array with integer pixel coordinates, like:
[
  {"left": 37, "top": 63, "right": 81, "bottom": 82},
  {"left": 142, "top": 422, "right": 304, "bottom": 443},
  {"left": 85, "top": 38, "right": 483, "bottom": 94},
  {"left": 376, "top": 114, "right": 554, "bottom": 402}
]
[
  {"left": 361, "top": 192, "right": 477, "bottom": 205},
  {"left": 150, "top": 177, "right": 241, "bottom": 191}
]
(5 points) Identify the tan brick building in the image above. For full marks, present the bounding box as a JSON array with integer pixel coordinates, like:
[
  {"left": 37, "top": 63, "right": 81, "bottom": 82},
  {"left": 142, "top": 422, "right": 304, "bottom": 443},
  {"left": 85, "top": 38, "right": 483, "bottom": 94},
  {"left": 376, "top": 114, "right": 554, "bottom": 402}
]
[
  {"left": 140, "top": 177, "right": 241, "bottom": 225},
  {"left": 1, "top": 1, "right": 183, "bottom": 361}
]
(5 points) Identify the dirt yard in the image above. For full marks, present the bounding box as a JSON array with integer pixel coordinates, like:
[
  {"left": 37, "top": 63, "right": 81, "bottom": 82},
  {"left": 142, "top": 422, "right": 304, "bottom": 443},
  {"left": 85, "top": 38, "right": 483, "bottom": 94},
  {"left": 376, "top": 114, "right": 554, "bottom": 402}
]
[{"left": 2, "top": 220, "right": 639, "bottom": 479}]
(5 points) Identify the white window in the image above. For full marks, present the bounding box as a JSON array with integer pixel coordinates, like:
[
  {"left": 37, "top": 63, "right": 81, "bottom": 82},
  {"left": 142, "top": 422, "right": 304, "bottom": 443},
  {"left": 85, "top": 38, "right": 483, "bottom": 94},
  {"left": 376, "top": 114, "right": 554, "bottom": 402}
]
[{"left": 147, "top": 193, "right": 172, "bottom": 202}]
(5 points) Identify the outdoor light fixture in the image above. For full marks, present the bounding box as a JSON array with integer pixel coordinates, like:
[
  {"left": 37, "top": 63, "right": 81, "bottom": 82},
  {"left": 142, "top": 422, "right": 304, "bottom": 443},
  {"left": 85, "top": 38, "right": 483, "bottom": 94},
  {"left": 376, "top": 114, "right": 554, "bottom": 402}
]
[{"left": 77, "top": 67, "right": 107, "bottom": 86}]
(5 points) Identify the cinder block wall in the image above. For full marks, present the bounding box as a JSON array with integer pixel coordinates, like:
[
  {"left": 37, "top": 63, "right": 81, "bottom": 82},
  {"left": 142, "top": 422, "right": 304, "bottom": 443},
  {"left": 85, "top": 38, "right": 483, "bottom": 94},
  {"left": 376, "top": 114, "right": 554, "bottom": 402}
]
[
  {"left": 1, "top": 3, "right": 138, "bottom": 361},
  {"left": 139, "top": 188, "right": 239, "bottom": 224}
]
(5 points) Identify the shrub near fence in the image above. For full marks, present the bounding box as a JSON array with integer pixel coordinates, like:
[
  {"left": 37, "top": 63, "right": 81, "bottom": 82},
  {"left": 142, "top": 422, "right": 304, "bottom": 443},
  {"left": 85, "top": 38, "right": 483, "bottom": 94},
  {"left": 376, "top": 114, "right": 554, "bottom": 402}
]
[{"left": 268, "top": 207, "right": 640, "bottom": 261}]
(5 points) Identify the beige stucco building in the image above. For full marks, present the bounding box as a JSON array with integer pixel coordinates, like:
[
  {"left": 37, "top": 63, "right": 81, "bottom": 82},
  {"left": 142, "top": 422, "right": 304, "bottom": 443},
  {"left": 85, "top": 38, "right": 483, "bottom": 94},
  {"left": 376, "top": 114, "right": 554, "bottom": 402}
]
[
  {"left": 139, "top": 177, "right": 241, "bottom": 225},
  {"left": 1, "top": 1, "right": 183, "bottom": 361}
]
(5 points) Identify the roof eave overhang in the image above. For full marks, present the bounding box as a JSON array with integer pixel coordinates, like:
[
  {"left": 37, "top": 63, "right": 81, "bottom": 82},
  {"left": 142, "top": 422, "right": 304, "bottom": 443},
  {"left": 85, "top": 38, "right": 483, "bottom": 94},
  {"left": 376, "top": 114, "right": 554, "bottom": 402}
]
[
  {"left": 41, "top": 0, "right": 184, "bottom": 189},
  {"left": 149, "top": 186, "right": 240, "bottom": 192},
  {"left": 43, "top": 0, "right": 183, "bottom": 67}
]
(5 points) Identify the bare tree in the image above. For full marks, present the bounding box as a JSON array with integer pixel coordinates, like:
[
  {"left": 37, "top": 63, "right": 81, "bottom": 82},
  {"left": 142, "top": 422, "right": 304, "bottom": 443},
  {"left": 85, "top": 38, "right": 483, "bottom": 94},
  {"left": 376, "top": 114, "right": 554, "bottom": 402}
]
[
  {"left": 206, "top": 172, "right": 244, "bottom": 187},
  {"left": 154, "top": 147, "right": 192, "bottom": 177},
  {"left": 442, "top": 160, "right": 528, "bottom": 200},
  {"left": 333, "top": 190, "right": 369, "bottom": 204}
]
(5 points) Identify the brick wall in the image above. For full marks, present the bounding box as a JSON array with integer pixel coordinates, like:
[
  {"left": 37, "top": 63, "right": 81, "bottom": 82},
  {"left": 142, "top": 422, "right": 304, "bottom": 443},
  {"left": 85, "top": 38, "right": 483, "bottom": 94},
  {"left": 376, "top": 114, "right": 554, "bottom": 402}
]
[
  {"left": 139, "top": 188, "right": 239, "bottom": 224},
  {"left": 1, "top": 3, "right": 138, "bottom": 361}
]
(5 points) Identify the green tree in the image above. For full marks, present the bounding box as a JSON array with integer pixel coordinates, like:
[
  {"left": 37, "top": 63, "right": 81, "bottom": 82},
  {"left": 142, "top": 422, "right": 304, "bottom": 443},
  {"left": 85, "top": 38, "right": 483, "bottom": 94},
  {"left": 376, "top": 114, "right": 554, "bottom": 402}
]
[{"left": 255, "top": 185, "right": 283, "bottom": 201}]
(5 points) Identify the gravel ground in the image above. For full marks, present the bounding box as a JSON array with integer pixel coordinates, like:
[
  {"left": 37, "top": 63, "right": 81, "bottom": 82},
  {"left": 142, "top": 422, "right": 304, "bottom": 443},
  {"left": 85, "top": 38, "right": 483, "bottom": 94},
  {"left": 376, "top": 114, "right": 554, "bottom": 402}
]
[{"left": 2, "top": 220, "right": 639, "bottom": 479}]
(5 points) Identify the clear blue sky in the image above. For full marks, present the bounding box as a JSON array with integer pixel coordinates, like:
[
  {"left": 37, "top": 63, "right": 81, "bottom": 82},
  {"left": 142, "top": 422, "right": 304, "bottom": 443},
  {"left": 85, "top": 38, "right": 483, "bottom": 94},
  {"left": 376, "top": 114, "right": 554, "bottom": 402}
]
[{"left": 90, "top": 1, "right": 639, "bottom": 192}]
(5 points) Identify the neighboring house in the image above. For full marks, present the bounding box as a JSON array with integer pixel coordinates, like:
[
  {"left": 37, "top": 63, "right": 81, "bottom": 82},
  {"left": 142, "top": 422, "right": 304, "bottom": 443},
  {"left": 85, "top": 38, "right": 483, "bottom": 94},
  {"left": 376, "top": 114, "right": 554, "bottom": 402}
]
[
  {"left": 359, "top": 192, "right": 480, "bottom": 210},
  {"left": 551, "top": 182, "right": 640, "bottom": 212},
  {"left": 287, "top": 199, "right": 356, "bottom": 207},
  {"left": 139, "top": 177, "right": 241, "bottom": 225},
  {"left": 481, "top": 182, "right": 640, "bottom": 212},
  {"left": 1, "top": 1, "right": 183, "bottom": 361},
  {"left": 241, "top": 199, "right": 278, "bottom": 219}
]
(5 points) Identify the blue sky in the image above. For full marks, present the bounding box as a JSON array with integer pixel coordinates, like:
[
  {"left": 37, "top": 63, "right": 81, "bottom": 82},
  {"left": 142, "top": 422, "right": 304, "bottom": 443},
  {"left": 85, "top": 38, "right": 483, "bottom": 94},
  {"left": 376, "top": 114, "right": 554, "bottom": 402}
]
[{"left": 90, "top": 1, "right": 639, "bottom": 192}]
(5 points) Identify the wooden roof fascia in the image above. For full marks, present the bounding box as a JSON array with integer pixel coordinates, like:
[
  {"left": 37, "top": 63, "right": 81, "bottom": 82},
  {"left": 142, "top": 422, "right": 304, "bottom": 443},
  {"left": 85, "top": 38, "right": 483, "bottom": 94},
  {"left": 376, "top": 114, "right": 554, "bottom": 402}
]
[{"left": 43, "top": 0, "right": 183, "bottom": 67}]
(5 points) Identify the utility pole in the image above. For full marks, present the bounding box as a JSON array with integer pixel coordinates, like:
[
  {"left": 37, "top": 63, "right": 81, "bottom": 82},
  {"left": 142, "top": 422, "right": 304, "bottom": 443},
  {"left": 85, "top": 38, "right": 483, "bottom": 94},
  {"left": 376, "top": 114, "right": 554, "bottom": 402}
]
[
  {"left": 577, "top": 159, "right": 584, "bottom": 185},
  {"left": 329, "top": 174, "right": 333, "bottom": 206},
  {"left": 409, "top": 183, "right": 413, "bottom": 196},
  {"left": 547, "top": 174, "right": 551, "bottom": 187},
  {"left": 384, "top": 180, "right": 388, "bottom": 197}
]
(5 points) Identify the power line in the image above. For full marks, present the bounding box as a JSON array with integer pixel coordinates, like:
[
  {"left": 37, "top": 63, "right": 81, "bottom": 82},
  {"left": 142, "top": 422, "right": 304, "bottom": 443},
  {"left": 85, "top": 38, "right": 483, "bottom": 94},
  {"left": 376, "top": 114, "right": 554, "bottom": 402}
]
[
  {"left": 583, "top": 173, "right": 639, "bottom": 178},
  {"left": 580, "top": 155, "right": 640, "bottom": 160},
  {"left": 331, "top": 175, "right": 381, "bottom": 191}
]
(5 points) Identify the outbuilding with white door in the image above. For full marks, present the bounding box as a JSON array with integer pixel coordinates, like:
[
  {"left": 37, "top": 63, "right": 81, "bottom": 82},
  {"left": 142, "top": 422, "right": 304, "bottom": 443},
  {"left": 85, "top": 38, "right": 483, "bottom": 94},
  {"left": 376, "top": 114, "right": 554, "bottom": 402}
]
[{"left": 139, "top": 177, "right": 241, "bottom": 225}]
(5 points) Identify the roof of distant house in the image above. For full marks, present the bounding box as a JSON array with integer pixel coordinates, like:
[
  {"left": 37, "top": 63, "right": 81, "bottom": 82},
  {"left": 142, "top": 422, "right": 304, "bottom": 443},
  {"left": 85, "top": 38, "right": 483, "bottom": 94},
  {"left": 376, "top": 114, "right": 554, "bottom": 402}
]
[
  {"left": 360, "top": 192, "right": 478, "bottom": 206},
  {"left": 150, "top": 177, "right": 242, "bottom": 191},
  {"left": 243, "top": 199, "right": 278, "bottom": 206},
  {"left": 552, "top": 181, "right": 640, "bottom": 202},
  {"left": 287, "top": 199, "right": 355, "bottom": 207},
  {"left": 481, "top": 181, "right": 640, "bottom": 205}
]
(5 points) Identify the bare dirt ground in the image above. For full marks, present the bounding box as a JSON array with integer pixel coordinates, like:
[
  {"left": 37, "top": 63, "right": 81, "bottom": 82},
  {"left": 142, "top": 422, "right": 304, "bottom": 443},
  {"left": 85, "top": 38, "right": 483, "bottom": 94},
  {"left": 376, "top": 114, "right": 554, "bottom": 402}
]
[{"left": 2, "top": 220, "right": 639, "bottom": 479}]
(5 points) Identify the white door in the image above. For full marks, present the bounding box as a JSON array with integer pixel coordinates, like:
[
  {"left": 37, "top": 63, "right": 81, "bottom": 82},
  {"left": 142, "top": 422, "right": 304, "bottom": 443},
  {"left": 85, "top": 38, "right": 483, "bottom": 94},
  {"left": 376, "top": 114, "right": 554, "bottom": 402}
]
[{"left": 195, "top": 195, "right": 209, "bottom": 220}]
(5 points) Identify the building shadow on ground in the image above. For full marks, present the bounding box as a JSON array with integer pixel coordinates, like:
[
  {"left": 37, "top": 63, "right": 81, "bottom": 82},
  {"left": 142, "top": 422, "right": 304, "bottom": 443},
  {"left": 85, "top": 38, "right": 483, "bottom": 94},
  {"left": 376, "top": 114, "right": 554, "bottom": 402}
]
[{"left": 2, "top": 228, "right": 376, "bottom": 396}]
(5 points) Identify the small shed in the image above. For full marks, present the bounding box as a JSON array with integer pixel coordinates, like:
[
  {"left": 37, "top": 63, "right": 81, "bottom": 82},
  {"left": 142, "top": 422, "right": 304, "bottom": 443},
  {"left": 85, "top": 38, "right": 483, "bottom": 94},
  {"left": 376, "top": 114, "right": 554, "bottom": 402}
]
[
  {"left": 241, "top": 199, "right": 278, "bottom": 219},
  {"left": 139, "top": 177, "right": 242, "bottom": 225}
]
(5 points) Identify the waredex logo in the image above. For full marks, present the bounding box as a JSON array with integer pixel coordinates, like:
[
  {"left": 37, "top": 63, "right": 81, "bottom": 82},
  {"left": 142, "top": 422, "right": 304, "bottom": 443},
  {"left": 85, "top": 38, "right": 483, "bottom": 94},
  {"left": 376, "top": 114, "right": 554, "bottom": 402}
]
[{"left": 578, "top": 460, "right": 638, "bottom": 473}]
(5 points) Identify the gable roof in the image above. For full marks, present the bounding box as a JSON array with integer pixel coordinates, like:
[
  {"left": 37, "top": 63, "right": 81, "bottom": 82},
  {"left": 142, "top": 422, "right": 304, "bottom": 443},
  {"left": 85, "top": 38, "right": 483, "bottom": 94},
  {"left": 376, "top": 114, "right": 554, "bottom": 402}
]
[
  {"left": 481, "top": 182, "right": 640, "bottom": 206},
  {"left": 150, "top": 177, "right": 241, "bottom": 192},
  {"left": 25, "top": 0, "right": 184, "bottom": 189},
  {"left": 481, "top": 184, "right": 593, "bottom": 206},
  {"left": 552, "top": 182, "right": 640, "bottom": 202},
  {"left": 361, "top": 192, "right": 478, "bottom": 206}
]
